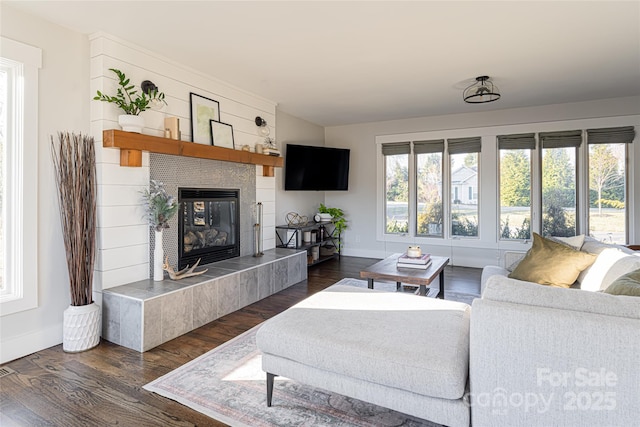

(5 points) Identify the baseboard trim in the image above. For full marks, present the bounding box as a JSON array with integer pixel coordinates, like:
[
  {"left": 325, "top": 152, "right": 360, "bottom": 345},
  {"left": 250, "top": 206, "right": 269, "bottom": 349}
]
[{"left": 0, "top": 322, "right": 62, "bottom": 364}]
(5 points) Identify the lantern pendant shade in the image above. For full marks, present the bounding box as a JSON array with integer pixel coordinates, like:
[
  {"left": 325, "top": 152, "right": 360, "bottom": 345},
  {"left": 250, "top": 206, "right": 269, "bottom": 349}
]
[{"left": 463, "top": 76, "right": 501, "bottom": 103}]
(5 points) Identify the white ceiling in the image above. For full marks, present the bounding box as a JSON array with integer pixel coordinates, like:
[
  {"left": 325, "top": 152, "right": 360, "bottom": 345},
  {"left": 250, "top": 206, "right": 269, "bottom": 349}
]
[{"left": 6, "top": 1, "right": 640, "bottom": 126}]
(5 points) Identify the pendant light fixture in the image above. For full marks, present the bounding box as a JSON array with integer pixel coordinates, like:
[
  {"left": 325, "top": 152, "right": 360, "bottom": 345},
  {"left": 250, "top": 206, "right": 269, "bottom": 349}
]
[{"left": 463, "top": 76, "right": 501, "bottom": 104}]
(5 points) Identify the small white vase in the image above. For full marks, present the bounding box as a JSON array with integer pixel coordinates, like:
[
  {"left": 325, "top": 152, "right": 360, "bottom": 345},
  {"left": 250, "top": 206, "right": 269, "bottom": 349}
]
[
  {"left": 118, "top": 114, "right": 145, "bottom": 133},
  {"left": 63, "top": 302, "right": 101, "bottom": 353},
  {"left": 154, "top": 229, "right": 164, "bottom": 281}
]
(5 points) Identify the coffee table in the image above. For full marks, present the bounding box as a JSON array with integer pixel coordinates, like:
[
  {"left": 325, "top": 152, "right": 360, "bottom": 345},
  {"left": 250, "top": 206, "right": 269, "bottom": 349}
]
[{"left": 360, "top": 253, "right": 449, "bottom": 298}]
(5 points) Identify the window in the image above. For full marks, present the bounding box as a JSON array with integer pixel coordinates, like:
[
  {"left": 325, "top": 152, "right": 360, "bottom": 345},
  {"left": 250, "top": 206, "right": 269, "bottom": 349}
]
[
  {"left": 382, "top": 142, "right": 410, "bottom": 234},
  {"left": 0, "top": 68, "right": 6, "bottom": 290},
  {"left": 415, "top": 140, "right": 443, "bottom": 237},
  {"left": 498, "top": 133, "right": 535, "bottom": 240},
  {"left": 539, "top": 130, "right": 581, "bottom": 237},
  {"left": 587, "top": 127, "right": 635, "bottom": 244},
  {"left": 449, "top": 137, "right": 480, "bottom": 238},
  {"left": 378, "top": 125, "right": 635, "bottom": 245},
  {"left": 1, "top": 38, "right": 41, "bottom": 316}
]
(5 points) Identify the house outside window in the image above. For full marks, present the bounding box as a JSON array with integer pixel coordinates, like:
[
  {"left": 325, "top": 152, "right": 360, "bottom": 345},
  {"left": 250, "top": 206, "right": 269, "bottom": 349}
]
[
  {"left": 498, "top": 133, "right": 535, "bottom": 240},
  {"left": 449, "top": 136, "right": 480, "bottom": 238}
]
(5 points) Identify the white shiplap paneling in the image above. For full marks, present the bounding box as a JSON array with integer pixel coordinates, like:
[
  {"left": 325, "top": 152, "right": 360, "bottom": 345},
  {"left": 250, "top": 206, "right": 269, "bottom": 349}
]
[{"left": 91, "top": 33, "right": 278, "bottom": 289}]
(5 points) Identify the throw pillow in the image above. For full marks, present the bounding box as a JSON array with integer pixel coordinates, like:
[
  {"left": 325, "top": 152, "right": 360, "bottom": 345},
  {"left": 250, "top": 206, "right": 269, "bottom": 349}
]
[
  {"left": 548, "top": 234, "right": 585, "bottom": 250},
  {"left": 508, "top": 233, "right": 596, "bottom": 288},
  {"left": 603, "top": 268, "right": 640, "bottom": 297}
]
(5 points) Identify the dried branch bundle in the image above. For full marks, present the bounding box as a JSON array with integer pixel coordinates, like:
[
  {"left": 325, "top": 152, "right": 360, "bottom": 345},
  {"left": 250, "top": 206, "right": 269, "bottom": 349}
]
[{"left": 51, "top": 132, "right": 97, "bottom": 306}]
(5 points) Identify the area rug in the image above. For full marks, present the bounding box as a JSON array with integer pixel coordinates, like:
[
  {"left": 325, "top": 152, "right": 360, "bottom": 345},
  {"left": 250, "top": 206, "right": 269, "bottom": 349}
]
[
  {"left": 340, "top": 277, "right": 480, "bottom": 305},
  {"left": 144, "top": 278, "right": 476, "bottom": 426}
]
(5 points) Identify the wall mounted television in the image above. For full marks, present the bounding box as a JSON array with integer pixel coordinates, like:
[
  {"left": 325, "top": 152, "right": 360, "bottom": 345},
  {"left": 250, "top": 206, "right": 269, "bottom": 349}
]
[{"left": 284, "top": 144, "right": 350, "bottom": 191}]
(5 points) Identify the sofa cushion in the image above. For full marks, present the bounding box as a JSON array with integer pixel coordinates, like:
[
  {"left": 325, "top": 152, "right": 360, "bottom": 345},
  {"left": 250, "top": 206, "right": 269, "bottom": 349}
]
[
  {"left": 256, "top": 284, "right": 471, "bottom": 400},
  {"left": 483, "top": 275, "right": 640, "bottom": 320},
  {"left": 508, "top": 233, "right": 596, "bottom": 287},
  {"left": 604, "top": 268, "right": 640, "bottom": 296}
]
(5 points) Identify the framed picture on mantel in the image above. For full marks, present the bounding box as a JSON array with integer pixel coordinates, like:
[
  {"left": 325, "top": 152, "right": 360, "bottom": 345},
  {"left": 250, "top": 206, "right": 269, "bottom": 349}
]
[
  {"left": 210, "top": 120, "right": 235, "bottom": 149},
  {"left": 190, "top": 92, "right": 220, "bottom": 145}
]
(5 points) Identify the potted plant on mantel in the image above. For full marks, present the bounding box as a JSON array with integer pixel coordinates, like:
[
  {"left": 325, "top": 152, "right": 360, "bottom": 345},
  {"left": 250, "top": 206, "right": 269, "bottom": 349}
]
[
  {"left": 51, "top": 132, "right": 100, "bottom": 353},
  {"left": 318, "top": 203, "right": 348, "bottom": 253},
  {"left": 93, "top": 68, "right": 166, "bottom": 133},
  {"left": 141, "top": 180, "right": 179, "bottom": 281}
]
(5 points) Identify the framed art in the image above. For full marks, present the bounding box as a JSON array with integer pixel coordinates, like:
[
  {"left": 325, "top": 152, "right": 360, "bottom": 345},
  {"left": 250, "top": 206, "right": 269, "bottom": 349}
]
[
  {"left": 190, "top": 92, "right": 220, "bottom": 145},
  {"left": 210, "top": 120, "right": 235, "bottom": 149}
]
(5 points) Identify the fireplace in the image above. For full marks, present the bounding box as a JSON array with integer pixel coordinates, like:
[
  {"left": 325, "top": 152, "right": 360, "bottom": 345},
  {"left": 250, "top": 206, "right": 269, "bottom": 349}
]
[{"left": 178, "top": 188, "right": 240, "bottom": 269}]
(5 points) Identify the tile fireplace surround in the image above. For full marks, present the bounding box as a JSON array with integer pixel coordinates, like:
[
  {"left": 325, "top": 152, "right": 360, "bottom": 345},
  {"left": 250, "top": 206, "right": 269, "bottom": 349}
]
[{"left": 102, "top": 249, "right": 306, "bottom": 352}]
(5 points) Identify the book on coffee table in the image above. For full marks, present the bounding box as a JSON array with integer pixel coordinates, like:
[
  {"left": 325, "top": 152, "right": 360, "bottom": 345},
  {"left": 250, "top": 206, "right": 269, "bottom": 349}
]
[
  {"left": 397, "top": 259, "right": 432, "bottom": 269},
  {"left": 397, "top": 253, "right": 431, "bottom": 265}
]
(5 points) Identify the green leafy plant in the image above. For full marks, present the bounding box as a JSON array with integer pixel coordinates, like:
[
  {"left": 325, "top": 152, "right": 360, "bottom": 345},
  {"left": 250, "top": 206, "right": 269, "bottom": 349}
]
[
  {"left": 319, "top": 203, "right": 348, "bottom": 252},
  {"left": 141, "top": 180, "right": 179, "bottom": 231},
  {"left": 93, "top": 68, "right": 166, "bottom": 115}
]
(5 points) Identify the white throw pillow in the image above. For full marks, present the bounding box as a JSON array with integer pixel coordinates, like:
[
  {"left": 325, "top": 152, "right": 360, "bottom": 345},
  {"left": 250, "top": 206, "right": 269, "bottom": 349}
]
[
  {"left": 578, "top": 248, "right": 634, "bottom": 291},
  {"left": 548, "top": 234, "right": 585, "bottom": 250}
]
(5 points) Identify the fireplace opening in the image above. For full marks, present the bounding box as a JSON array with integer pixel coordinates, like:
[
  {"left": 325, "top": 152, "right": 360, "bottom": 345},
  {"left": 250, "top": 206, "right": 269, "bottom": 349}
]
[{"left": 178, "top": 188, "right": 240, "bottom": 269}]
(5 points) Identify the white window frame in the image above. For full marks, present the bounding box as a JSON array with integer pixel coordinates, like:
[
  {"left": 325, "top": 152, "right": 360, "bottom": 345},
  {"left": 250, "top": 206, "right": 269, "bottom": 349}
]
[
  {"left": 376, "top": 118, "right": 638, "bottom": 249},
  {"left": 0, "top": 37, "right": 41, "bottom": 316}
]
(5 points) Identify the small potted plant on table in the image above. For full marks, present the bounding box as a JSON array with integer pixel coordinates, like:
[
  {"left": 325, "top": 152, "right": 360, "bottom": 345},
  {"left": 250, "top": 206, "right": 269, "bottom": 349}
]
[{"left": 318, "top": 203, "right": 348, "bottom": 253}]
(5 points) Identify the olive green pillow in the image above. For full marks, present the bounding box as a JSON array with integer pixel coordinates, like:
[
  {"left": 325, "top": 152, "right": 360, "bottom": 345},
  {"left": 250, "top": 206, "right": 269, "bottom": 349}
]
[
  {"left": 604, "top": 269, "right": 640, "bottom": 297},
  {"left": 508, "top": 233, "right": 596, "bottom": 288}
]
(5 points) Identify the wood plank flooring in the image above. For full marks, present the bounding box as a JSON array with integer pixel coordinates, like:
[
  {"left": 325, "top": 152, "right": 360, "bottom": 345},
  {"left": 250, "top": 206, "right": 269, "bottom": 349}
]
[{"left": 0, "top": 256, "right": 480, "bottom": 427}]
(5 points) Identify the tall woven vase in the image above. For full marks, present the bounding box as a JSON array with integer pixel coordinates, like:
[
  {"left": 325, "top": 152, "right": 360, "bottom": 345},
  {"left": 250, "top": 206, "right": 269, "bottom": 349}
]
[{"left": 154, "top": 229, "right": 164, "bottom": 281}]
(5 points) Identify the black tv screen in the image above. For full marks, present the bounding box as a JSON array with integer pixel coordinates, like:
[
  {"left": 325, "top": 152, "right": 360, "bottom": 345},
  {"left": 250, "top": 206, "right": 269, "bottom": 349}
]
[{"left": 284, "top": 144, "right": 350, "bottom": 191}]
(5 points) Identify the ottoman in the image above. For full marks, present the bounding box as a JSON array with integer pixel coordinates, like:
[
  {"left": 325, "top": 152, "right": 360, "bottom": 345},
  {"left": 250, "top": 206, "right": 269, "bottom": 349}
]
[{"left": 256, "top": 284, "right": 471, "bottom": 427}]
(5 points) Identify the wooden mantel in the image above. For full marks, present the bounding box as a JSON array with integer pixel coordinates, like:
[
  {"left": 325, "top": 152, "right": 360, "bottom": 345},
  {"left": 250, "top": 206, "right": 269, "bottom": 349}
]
[{"left": 103, "top": 130, "right": 283, "bottom": 177}]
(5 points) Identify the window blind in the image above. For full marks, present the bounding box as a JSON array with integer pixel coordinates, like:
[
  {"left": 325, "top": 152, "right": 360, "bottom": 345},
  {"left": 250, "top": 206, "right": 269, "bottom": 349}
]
[
  {"left": 381, "top": 142, "right": 411, "bottom": 156},
  {"left": 497, "top": 133, "right": 536, "bottom": 150},
  {"left": 413, "top": 139, "right": 444, "bottom": 154},
  {"left": 539, "top": 130, "right": 582, "bottom": 149},
  {"left": 587, "top": 126, "right": 636, "bottom": 144},
  {"left": 448, "top": 137, "right": 481, "bottom": 154}
]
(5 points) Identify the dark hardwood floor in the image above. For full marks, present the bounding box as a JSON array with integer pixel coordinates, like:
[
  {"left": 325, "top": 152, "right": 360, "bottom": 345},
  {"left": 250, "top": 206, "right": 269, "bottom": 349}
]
[{"left": 0, "top": 256, "right": 480, "bottom": 427}]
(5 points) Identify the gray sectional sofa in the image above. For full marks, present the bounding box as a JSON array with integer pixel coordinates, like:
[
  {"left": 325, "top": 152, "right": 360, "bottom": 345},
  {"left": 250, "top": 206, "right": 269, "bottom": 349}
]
[
  {"left": 257, "top": 238, "right": 640, "bottom": 426},
  {"left": 471, "top": 237, "right": 640, "bottom": 426}
]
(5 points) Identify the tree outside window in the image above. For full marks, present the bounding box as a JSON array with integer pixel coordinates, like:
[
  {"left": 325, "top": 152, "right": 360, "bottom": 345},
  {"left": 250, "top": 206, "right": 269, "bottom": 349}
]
[
  {"left": 414, "top": 139, "right": 444, "bottom": 237},
  {"left": 542, "top": 147, "right": 577, "bottom": 237},
  {"left": 499, "top": 149, "right": 531, "bottom": 240},
  {"left": 539, "top": 130, "right": 581, "bottom": 238},
  {"left": 383, "top": 148, "right": 409, "bottom": 234},
  {"left": 588, "top": 143, "right": 626, "bottom": 244}
]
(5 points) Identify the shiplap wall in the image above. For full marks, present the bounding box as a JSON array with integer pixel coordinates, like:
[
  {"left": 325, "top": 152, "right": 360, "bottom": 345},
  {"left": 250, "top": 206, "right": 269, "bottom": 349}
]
[{"left": 90, "top": 33, "right": 277, "bottom": 291}]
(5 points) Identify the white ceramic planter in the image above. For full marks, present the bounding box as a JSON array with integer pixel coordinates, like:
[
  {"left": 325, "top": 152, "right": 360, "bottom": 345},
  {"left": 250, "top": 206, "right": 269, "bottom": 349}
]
[
  {"left": 118, "top": 114, "right": 145, "bottom": 133},
  {"left": 63, "top": 302, "right": 101, "bottom": 353},
  {"left": 154, "top": 229, "right": 164, "bottom": 281}
]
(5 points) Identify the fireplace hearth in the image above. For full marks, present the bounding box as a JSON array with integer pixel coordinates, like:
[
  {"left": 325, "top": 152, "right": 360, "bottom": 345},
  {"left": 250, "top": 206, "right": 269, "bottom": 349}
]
[{"left": 178, "top": 188, "right": 240, "bottom": 269}]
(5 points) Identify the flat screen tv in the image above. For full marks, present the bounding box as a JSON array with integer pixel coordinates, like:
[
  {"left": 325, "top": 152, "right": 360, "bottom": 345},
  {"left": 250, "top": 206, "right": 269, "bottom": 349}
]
[{"left": 284, "top": 144, "right": 350, "bottom": 191}]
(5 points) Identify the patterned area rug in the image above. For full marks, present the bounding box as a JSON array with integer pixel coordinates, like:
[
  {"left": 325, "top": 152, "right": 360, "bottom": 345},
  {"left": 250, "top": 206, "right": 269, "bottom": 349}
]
[{"left": 144, "top": 278, "right": 477, "bottom": 426}]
